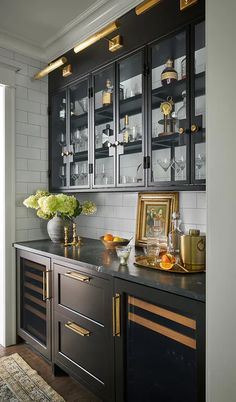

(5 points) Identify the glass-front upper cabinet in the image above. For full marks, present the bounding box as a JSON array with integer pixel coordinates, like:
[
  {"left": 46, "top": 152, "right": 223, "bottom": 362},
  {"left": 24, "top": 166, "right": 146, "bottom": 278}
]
[
  {"left": 92, "top": 66, "right": 115, "bottom": 187},
  {"left": 117, "top": 51, "right": 144, "bottom": 186},
  {"left": 69, "top": 79, "right": 90, "bottom": 188},
  {"left": 149, "top": 30, "right": 190, "bottom": 186},
  {"left": 50, "top": 90, "right": 68, "bottom": 189},
  {"left": 191, "top": 21, "right": 206, "bottom": 183}
]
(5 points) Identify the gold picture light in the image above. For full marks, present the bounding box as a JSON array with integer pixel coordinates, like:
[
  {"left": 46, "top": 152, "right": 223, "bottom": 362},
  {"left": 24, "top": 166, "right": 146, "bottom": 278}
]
[
  {"left": 74, "top": 20, "right": 120, "bottom": 53},
  {"left": 135, "top": 0, "right": 162, "bottom": 15},
  {"left": 33, "top": 57, "right": 67, "bottom": 80}
]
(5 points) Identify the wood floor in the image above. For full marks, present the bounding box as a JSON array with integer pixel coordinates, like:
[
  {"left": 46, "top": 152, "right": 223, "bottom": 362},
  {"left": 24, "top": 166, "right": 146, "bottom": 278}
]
[{"left": 0, "top": 343, "right": 102, "bottom": 402}]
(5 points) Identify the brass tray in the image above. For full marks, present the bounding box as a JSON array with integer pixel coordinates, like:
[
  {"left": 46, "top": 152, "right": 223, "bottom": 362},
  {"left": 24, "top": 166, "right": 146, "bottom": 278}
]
[{"left": 134, "top": 256, "right": 205, "bottom": 274}]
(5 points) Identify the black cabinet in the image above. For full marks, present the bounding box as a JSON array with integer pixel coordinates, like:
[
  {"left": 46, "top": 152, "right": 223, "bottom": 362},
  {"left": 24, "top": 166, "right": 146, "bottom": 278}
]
[
  {"left": 49, "top": 12, "right": 205, "bottom": 192},
  {"left": 16, "top": 250, "right": 52, "bottom": 360},
  {"left": 53, "top": 261, "right": 115, "bottom": 402},
  {"left": 113, "top": 279, "right": 205, "bottom": 402}
]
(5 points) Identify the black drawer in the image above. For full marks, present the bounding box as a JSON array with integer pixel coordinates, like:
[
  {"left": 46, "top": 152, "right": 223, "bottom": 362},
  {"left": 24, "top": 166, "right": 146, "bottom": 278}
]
[
  {"left": 54, "top": 310, "right": 114, "bottom": 401},
  {"left": 53, "top": 262, "right": 110, "bottom": 325}
]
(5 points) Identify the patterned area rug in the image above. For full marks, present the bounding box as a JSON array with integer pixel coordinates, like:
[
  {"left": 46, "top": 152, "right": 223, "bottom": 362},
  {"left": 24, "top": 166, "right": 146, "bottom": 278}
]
[{"left": 0, "top": 353, "right": 65, "bottom": 401}]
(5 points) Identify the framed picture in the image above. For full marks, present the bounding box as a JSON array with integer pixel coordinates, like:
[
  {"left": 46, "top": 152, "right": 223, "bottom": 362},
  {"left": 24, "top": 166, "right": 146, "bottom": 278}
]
[{"left": 135, "top": 193, "right": 179, "bottom": 246}]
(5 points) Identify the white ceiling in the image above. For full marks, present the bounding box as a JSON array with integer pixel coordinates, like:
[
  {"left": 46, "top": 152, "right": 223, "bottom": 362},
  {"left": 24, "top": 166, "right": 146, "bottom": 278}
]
[
  {"left": 0, "top": 0, "right": 141, "bottom": 61},
  {"left": 0, "top": 0, "right": 99, "bottom": 46}
]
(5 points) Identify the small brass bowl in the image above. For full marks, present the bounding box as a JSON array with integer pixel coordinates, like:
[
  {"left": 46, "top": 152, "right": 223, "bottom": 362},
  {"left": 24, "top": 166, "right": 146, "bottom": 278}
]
[{"left": 100, "top": 236, "right": 130, "bottom": 250}]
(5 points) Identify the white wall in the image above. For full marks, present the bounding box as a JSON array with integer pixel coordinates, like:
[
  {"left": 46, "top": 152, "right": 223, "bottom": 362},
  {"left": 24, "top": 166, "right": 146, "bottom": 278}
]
[
  {"left": 76, "top": 191, "right": 206, "bottom": 241},
  {"left": 0, "top": 46, "right": 48, "bottom": 242},
  {"left": 207, "top": 0, "right": 236, "bottom": 401}
]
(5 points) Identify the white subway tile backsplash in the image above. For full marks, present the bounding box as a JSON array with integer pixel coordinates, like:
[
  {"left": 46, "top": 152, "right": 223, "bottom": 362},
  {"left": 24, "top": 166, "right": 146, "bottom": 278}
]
[
  {"left": 180, "top": 192, "right": 197, "bottom": 209},
  {"left": 16, "top": 86, "right": 28, "bottom": 100},
  {"left": 28, "top": 112, "right": 47, "bottom": 127},
  {"left": 16, "top": 217, "right": 41, "bottom": 230},
  {"left": 14, "top": 53, "right": 41, "bottom": 68},
  {"left": 27, "top": 160, "right": 48, "bottom": 172},
  {"left": 16, "top": 122, "right": 41, "bottom": 136},
  {"left": 16, "top": 98, "right": 41, "bottom": 114},
  {"left": 197, "top": 192, "right": 207, "bottom": 209},
  {"left": 16, "top": 170, "right": 41, "bottom": 183},
  {"left": 16, "top": 134, "right": 27, "bottom": 147},
  {"left": 28, "top": 136, "right": 47, "bottom": 149},
  {"left": 28, "top": 89, "right": 47, "bottom": 104},
  {"left": 16, "top": 146, "right": 40, "bottom": 160},
  {"left": 16, "top": 158, "right": 27, "bottom": 171},
  {"left": 16, "top": 110, "right": 28, "bottom": 123}
]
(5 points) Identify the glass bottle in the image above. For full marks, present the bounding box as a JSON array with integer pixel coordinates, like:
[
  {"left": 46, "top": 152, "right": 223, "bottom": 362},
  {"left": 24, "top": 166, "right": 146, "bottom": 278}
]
[
  {"left": 102, "top": 124, "right": 113, "bottom": 147},
  {"left": 122, "top": 115, "right": 131, "bottom": 143},
  {"left": 175, "top": 91, "right": 187, "bottom": 132},
  {"left": 59, "top": 98, "right": 66, "bottom": 120},
  {"left": 168, "top": 212, "right": 183, "bottom": 254},
  {"left": 161, "top": 59, "right": 178, "bottom": 86},
  {"left": 102, "top": 79, "right": 113, "bottom": 106}
]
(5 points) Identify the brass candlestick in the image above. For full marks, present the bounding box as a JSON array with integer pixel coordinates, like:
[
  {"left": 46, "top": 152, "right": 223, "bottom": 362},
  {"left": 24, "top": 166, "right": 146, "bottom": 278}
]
[
  {"left": 72, "top": 223, "right": 77, "bottom": 246},
  {"left": 64, "top": 223, "right": 81, "bottom": 247},
  {"left": 64, "top": 226, "right": 69, "bottom": 247}
]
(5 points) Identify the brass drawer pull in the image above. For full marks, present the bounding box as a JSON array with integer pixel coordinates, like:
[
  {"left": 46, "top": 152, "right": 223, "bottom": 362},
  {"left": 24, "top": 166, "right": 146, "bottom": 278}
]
[
  {"left": 112, "top": 293, "right": 121, "bottom": 337},
  {"left": 65, "top": 321, "right": 91, "bottom": 337},
  {"left": 65, "top": 271, "right": 90, "bottom": 282}
]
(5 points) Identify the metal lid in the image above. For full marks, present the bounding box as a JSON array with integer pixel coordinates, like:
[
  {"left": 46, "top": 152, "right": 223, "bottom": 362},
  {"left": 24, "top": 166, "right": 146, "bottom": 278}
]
[{"left": 189, "top": 229, "right": 200, "bottom": 236}]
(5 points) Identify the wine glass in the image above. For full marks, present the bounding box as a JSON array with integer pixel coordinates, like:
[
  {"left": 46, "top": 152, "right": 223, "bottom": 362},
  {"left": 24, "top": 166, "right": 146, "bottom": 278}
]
[
  {"left": 59, "top": 165, "right": 66, "bottom": 186},
  {"left": 157, "top": 158, "right": 173, "bottom": 172},
  {"left": 58, "top": 132, "right": 66, "bottom": 146},
  {"left": 175, "top": 156, "right": 186, "bottom": 180},
  {"left": 195, "top": 154, "right": 206, "bottom": 179},
  {"left": 71, "top": 163, "right": 80, "bottom": 183}
]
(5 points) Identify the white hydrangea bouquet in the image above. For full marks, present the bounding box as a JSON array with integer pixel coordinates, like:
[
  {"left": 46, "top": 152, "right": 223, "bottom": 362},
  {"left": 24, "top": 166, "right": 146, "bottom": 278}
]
[
  {"left": 23, "top": 190, "right": 96, "bottom": 220},
  {"left": 23, "top": 190, "right": 97, "bottom": 242}
]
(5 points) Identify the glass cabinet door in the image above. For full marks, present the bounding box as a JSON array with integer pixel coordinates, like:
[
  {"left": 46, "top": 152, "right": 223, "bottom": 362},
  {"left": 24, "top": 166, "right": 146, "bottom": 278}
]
[
  {"left": 149, "top": 30, "right": 190, "bottom": 185},
  {"left": 117, "top": 52, "right": 144, "bottom": 186},
  {"left": 93, "top": 66, "right": 115, "bottom": 187},
  {"left": 191, "top": 21, "right": 206, "bottom": 183},
  {"left": 69, "top": 79, "right": 90, "bottom": 188},
  {"left": 50, "top": 90, "right": 68, "bottom": 189}
]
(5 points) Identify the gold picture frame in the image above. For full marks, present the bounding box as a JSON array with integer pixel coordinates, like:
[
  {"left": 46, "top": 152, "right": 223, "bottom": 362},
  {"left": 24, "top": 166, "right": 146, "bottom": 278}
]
[{"left": 135, "top": 192, "right": 179, "bottom": 246}]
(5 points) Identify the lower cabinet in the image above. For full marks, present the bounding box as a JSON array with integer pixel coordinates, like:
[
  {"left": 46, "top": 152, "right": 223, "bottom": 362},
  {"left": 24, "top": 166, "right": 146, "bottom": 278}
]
[
  {"left": 53, "top": 261, "right": 114, "bottom": 402},
  {"left": 16, "top": 249, "right": 205, "bottom": 402},
  {"left": 16, "top": 250, "right": 52, "bottom": 360},
  {"left": 113, "top": 279, "right": 205, "bottom": 402}
]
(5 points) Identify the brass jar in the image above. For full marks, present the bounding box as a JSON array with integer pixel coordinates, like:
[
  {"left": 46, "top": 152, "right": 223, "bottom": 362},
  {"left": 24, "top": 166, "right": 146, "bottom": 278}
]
[{"left": 180, "top": 229, "right": 206, "bottom": 271}]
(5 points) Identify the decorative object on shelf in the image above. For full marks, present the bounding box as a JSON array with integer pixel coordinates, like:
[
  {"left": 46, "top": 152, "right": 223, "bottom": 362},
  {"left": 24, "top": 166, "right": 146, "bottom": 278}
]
[
  {"left": 23, "top": 190, "right": 96, "bottom": 243},
  {"left": 57, "top": 132, "right": 66, "bottom": 146},
  {"left": 74, "top": 21, "right": 120, "bottom": 53},
  {"left": 180, "top": 229, "right": 206, "bottom": 271},
  {"left": 64, "top": 223, "right": 81, "bottom": 247},
  {"left": 161, "top": 59, "right": 178, "bottom": 86},
  {"left": 109, "top": 35, "right": 123, "bottom": 52},
  {"left": 181, "top": 57, "right": 187, "bottom": 79},
  {"left": 168, "top": 211, "right": 184, "bottom": 254},
  {"left": 102, "top": 79, "right": 113, "bottom": 106},
  {"left": 116, "top": 245, "right": 132, "bottom": 265},
  {"left": 78, "top": 97, "right": 88, "bottom": 113},
  {"left": 33, "top": 56, "right": 67, "bottom": 80},
  {"left": 180, "top": 0, "right": 198, "bottom": 11},
  {"left": 195, "top": 153, "right": 206, "bottom": 179},
  {"left": 59, "top": 98, "right": 66, "bottom": 120},
  {"left": 62, "top": 64, "right": 73, "bottom": 77},
  {"left": 102, "top": 123, "right": 113, "bottom": 147},
  {"left": 121, "top": 114, "right": 131, "bottom": 143},
  {"left": 159, "top": 96, "right": 176, "bottom": 136},
  {"left": 135, "top": 192, "right": 179, "bottom": 246},
  {"left": 135, "top": 0, "right": 161, "bottom": 15}
]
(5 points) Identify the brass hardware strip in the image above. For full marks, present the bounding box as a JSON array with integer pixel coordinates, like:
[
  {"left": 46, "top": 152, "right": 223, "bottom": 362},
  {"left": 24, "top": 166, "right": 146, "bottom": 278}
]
[
  {"left": 128, "top": 296, "right": 196, "bottom": 330},
  {"left": 180, "top": 0, "right": 198, "bottom": 11},
  {"left": 25, "top": 271, "right": 43, "bottom": 282},
  {"left": 129, "top": 312, "right": 196, "bottom": 350},
  {"left": 25, "top": 304, "right": 46, "bottom": 321},
  {"left": 135, "top": 0, "right": 161, "bottom": 15},
  {"left": 42, "top": 271, "right": 46, "bottom": 301},
  {"left": 65, "top": 321, "right": 91, "bottom": 337},
  {"left": 65, "top": 271, "right": 90, "bottom": 282},
  {"left": 25, "top": 292, "right": 45, "bottom": 308},
  {"left": 24, "top": 281, "right": 43, "bottom": 295},
  {"left": 46, "top": 271, "right": 51, "bottom": 300},
  {"left": 112, "top": 294, "right": 121, "bottom": 337}
]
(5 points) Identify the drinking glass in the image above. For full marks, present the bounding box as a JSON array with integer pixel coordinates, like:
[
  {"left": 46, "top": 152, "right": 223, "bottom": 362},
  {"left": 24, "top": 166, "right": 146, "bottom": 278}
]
[
  {"left": 71, "top": 163, "right": 79, "bottom": 182},
  {"left": 59, "top": 165, "right": 66, "bottom": 185},
  {"left": 145, "top": 238, "right": 160, "bottom": 266},
  {"left": 157, "top": 158, "right": 173, "bottom": 172},
  {"left": 195, "top": 154, "right": 205, "bottom": 179},
  {"left": 116, "top": 246, "right": 132, "bottom": 265},
  {"left": 58, "top": 132, "right": 66, "bottom": 146},
  {"left": 175, "top": 156, "right": 186, "bottom": 180}
]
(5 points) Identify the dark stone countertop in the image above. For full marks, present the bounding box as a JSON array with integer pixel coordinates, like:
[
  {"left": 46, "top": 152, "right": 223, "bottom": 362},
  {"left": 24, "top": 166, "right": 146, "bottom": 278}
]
[{"left": 14, "top": 238, "right": 205, "bottom": 302}]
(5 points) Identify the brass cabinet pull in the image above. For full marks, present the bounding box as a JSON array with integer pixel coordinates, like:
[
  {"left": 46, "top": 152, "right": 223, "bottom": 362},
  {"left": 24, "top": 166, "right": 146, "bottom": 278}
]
[
  {"left": 112, "top": 293, "right": 121, "bottom": 337},
  {"left": 42, "top": 271, "right": 51, "bottom": 301},
  {"left": 65, "top": 321, "right": 91, "bottom": 337},
  {"left": 65, "top": 271, "right": 90, "bottom": 282},
  {"left": 191, "top": 124, "right": 199, "bottom": 133},
  {"left": 178, "top": 127, "right": 185, "bottom": 134}
]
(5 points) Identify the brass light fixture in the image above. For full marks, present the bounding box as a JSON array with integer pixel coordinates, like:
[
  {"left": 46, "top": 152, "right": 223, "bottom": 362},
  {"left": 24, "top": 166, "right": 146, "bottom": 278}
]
[
  {"left": 33, "top": 57, "right": 67, "bottom": 80},
  {"left": 74, "top": 21, "right": 120, "bottom": 53},
  {"left": 62, "top": 64, "right": 73, "bottom": 77},
  {"left": 180, "top": 0, "right": 198, "bottom": 10},
  {"left": 135, "top": 0, "right": 161, "bottom": 15},
  {"left": 108, "top": 35, "right": 123, "bottom": 52}
]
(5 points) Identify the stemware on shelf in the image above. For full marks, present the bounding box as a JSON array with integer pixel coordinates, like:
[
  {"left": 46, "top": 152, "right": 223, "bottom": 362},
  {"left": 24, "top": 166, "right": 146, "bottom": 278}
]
[
  {"left": 157, "top": 158, "right": 173, "bottom": 172},
  {"left": 59, "top": 165, "right": 66, "bottom": 185},
  {"left": 175, "top": 156, "right": 186, "bottom": 180},
  {"left": 58, "top": 132, "right": 66, "bottom": 146},
  {"left": 195, "top": 154, "right": 206, "bottom": 179}
]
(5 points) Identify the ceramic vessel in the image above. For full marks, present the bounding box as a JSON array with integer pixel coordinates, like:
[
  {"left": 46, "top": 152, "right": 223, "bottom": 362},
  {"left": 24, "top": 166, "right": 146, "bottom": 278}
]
[{"left": 47, "top": 216, "right": 73, "bottom": 243}]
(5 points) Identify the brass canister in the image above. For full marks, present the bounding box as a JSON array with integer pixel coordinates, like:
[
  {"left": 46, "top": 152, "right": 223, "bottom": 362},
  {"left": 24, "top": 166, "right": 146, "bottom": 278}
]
[{"left": 180, "top": 229, "right": 206, "bottom": 271}]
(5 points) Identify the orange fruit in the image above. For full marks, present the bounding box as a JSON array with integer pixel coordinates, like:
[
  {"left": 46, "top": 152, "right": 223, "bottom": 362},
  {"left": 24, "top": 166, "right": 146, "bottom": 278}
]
[
  {"left": 103, "top": 233, "right": 114, "bottom": 241},
  {"left": 160, "top": 262, "right": 174, "bottom": 270},
  {"left": 161, "top": 253, "right": 176, "bottom": 264}
]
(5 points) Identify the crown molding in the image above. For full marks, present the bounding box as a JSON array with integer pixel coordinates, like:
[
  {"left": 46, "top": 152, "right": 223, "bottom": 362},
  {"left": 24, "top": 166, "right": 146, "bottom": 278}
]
[{"left": 0, "top": 0, "right": 141, "bottom": 62}]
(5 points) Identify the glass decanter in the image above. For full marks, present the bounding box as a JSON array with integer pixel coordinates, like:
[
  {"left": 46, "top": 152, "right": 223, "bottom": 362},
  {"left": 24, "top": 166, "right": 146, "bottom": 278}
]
[{"left": 168, "top": 212, "right": 183, "bottom": 254}]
